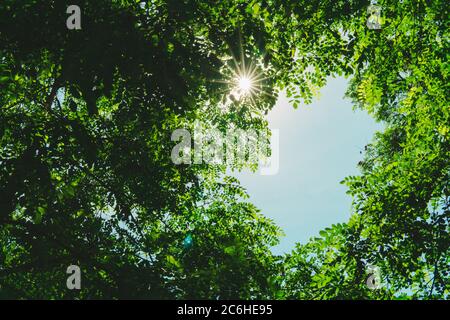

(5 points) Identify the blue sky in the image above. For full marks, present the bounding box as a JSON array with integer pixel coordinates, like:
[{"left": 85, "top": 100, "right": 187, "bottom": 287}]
[{"left": 233, "top": 76, "right": 382, "bottom": 255}]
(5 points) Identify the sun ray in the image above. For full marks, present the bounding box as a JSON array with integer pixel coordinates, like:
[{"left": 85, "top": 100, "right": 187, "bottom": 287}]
[{"left": 208, "top": 39, "right": 273, "bottom": 111}]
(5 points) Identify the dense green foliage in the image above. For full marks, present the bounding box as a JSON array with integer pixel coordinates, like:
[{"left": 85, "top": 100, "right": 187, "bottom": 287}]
[{"left": 0, "top": 0, "right": 448, "bottom": 299}]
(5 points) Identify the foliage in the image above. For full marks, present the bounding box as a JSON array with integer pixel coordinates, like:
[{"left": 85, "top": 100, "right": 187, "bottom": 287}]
[
  {"left": 0, "top": 0, "right": 448, "bottom": 299},
  {"left": 285, "top": 0, "right": 449, "bottom": 299}
]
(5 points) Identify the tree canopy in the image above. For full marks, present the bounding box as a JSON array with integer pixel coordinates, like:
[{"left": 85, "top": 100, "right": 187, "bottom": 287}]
[{"left": 0, "top": 0, "right": 448, "bottom": 299}]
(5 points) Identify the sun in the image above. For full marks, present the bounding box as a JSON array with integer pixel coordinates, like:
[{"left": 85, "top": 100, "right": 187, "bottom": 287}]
[
  {"left": 229, "top": 65, "right": 261, "bottom": 101},
  {"left": 231, "top": 70, "right": 261, "bottom": 102},
  {"left": 211, "top": 48, "right": 274, "bottom": 108},
  {"left": 237, "top": 76, "right": 253, "bottom": 95}
]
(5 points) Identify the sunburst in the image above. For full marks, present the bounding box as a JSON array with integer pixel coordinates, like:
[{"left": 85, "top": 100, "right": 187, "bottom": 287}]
[
  {"left": 237, "top": 76, "right": 252, "bottom": 94},
  {"left": 225, "top": 56, "right": 265, "bottom": 104},
  {"left": 210, "top": 53, "right": 273, "bottom": 110}
]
